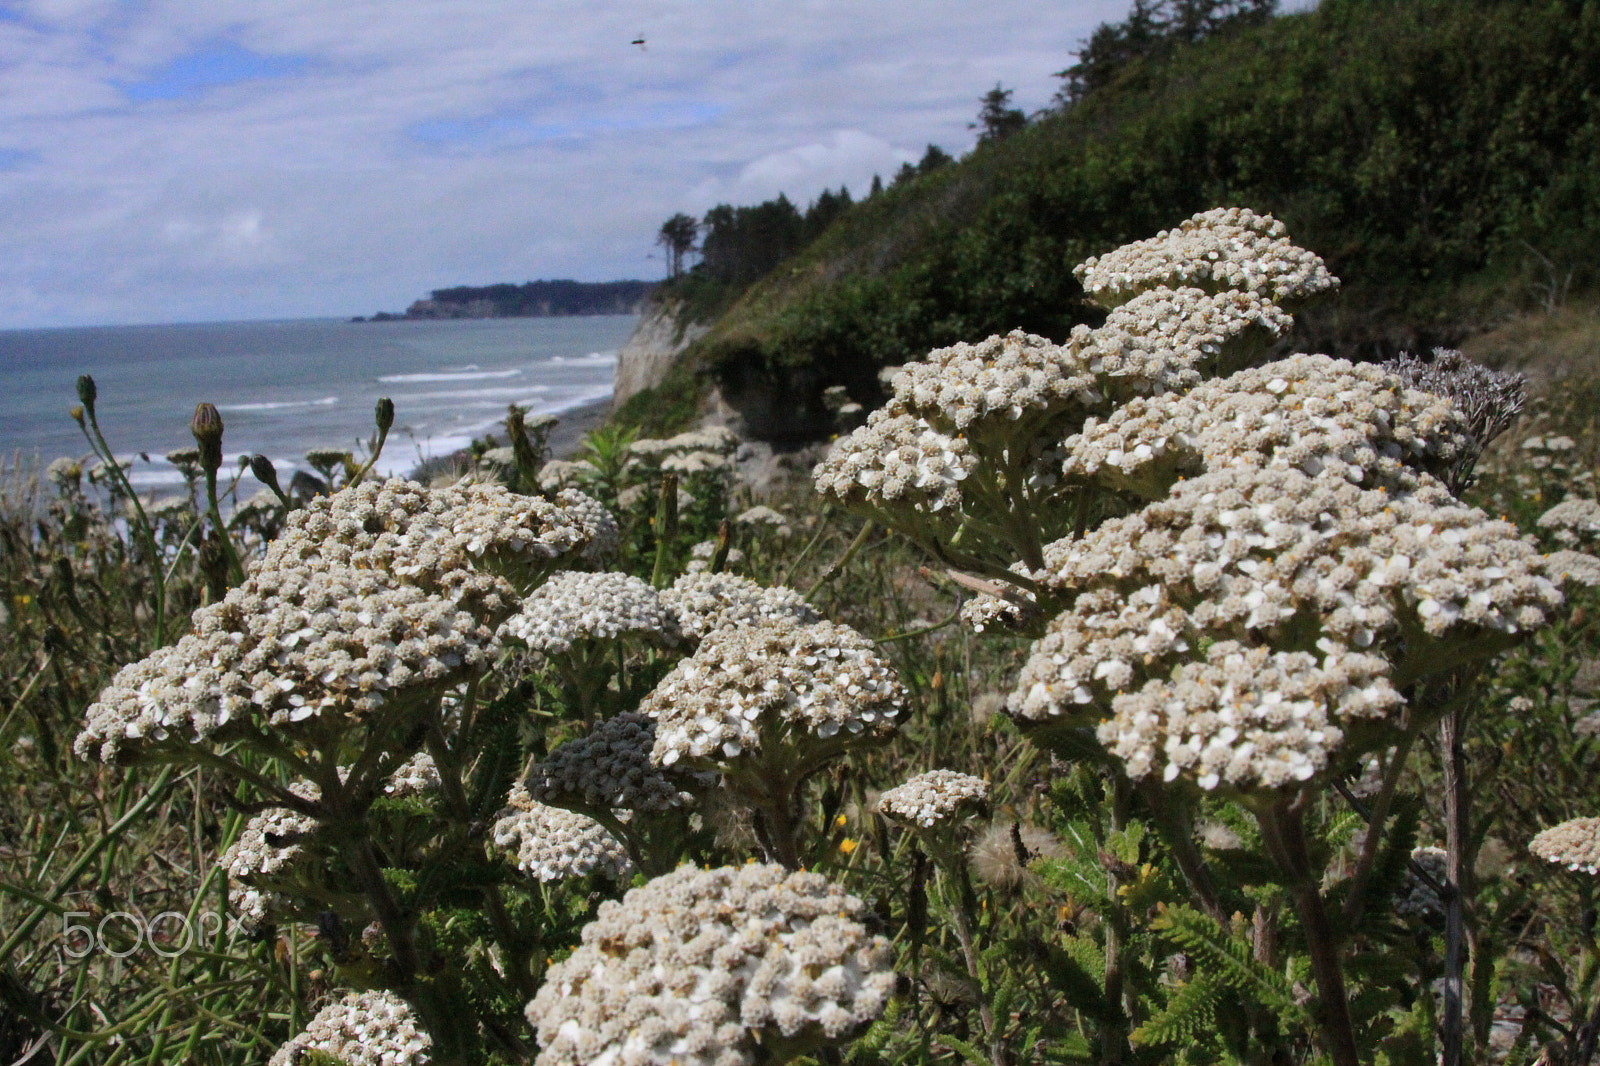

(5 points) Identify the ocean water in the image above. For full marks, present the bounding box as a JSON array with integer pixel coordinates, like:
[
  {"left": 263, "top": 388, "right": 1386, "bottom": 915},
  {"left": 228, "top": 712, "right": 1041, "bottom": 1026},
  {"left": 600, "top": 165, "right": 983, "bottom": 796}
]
[{"left": 0, "top": 315, "right": 637, "bottom": 490}]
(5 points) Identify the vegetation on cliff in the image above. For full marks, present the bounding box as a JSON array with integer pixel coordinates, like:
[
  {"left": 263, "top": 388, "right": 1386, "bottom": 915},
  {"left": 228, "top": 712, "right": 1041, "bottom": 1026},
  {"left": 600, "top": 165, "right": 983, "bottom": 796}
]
[
  {"left": 358, "top": 279, "right": 655, "bottom": 321},
  {"left": 622, "top": 0, "right": 1600, "bottom": 440}
]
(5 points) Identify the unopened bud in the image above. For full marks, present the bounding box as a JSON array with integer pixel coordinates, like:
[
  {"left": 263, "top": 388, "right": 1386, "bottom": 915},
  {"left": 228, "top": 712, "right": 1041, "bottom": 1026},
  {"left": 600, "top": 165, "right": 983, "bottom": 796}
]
[
  {"left": 191, "top": 403, "right": 225, "bottom": 473},
  {"left": 375, "top": 397, "right": 394, "bottom": 435},
  {"left": 249, "top": 454, "right": 283, "bottom": 493},
  {"left": 69, "top": 406, "right": 85, "bottom": 426},
  {"left": 76, "top": 374, "right": 97, "bottom": 413}
]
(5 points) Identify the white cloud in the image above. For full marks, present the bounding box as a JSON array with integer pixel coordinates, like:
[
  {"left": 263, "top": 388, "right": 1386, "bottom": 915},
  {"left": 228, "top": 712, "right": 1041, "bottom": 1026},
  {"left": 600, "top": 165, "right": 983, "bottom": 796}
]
[
  {"left": 0, "top": 0, "right": 1137, "bottom": 326},
  {"left": 694, "top": 130, "right": 914, "bottom": 208}
]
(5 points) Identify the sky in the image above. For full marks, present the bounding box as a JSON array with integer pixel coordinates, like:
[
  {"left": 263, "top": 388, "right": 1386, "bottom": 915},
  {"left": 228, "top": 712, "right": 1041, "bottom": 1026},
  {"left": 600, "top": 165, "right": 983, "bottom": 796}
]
[{"left": 0, "top": 0, "right": 1274, "bottom": 329}]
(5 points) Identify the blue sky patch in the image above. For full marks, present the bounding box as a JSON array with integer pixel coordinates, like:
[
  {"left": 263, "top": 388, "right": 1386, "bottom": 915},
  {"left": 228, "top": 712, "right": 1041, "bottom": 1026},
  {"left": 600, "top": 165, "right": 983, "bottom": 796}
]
[
  {"left": 116, "top": 42, "right": 310, "bottom": 102},
  {"left": 0, "top": 147, "right": 37, "bottom": 171},
  {"left": 408, "top": 101, "right": 725, "bottom": 149}
]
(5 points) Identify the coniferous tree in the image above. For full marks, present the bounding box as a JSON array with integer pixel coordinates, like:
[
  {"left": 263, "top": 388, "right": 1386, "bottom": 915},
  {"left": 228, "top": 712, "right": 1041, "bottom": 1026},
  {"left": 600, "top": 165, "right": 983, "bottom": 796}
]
[
  {"left": 971, "top": 84, "right": 1027, "bottom": 144},
  {"left": 1055, "top": 0, "right": 1276, "bottom": 105}
]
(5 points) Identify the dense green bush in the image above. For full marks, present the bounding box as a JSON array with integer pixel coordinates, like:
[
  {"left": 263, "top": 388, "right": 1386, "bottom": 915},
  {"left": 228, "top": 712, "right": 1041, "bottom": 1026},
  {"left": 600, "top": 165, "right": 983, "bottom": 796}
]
[{"left": 688, "top": 0, "right": 1600, "bottom": 437}]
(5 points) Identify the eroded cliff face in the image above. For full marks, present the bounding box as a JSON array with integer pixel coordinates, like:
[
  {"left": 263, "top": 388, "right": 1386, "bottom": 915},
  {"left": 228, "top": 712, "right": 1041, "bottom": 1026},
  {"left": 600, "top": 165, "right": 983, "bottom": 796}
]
[{"left": 612, "top": 302, "right": 710, "bottom": 406}]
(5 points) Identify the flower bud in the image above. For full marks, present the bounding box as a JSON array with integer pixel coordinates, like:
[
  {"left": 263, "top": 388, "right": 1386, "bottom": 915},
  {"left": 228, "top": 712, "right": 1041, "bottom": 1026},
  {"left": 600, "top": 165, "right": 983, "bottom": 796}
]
[
  {"left": 69, "top": 406, "right": 85, "bottom": 427},
  {"left": 375, "top": 397, "right": 394, "bottom": 435},
  {"left": 76, "top": 374, "right": 97, "bottom": 413},
  {"left": 249, "top": 453, "right": 284, "bottom": 494},
  {"left": 191, "top": 403, "right": 225, "bottom": 474}
]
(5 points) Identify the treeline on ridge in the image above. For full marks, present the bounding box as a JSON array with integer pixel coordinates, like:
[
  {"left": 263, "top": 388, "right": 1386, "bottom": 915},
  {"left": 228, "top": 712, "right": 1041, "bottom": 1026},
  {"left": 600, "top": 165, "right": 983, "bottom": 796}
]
[
  {"left": 623, "top": 0, "right": 1600, "bottom": 440},
  {"left": 359, "top": 279, "right": 656, "bottom": 321}
]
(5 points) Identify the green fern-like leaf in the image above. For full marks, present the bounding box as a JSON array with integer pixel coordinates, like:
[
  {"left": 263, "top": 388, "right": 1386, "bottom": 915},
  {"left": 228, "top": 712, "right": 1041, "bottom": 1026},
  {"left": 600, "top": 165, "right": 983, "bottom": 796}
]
[
  {"left": 1149, "top": 903, "right": 1312, "bottom": 1028},
  {"left": 938, "top": 1033, "right": 995, "bottom": 1066},
  {"left": 1131, "top": 974, "right": 1222, "bottom": 1048}
]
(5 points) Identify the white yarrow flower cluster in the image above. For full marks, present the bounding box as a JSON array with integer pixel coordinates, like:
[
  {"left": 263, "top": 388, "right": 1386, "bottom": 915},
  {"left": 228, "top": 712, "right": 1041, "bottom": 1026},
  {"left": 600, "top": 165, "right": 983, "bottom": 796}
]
[
  {"left": 78, "top": 480, "right": 615, "bottom": 764},
  {"left": 501, "top": 570, "right": 680, "bottom": 655},
  {"left": 1531, "top": 817, "right": 1600, "bottom": 875},
  {"left": 817, "top": 216, "right": 1327, "bottom": 553},
  {"left": 1094, "top": 641, "right": 1396, "bottom": 791},
  {"left": 736, "top": 506, "right": 793, "bottom": 537},
  {"left": 1060, "top": 354, "right": 1471, "bottom": 497},
  {"left": 492, "top": 784, "right": 633, "bottom": 882},
  {"left": 661, "top": 573, "right": 819, "bottom": 641},
  {"left": 813, "top": 407, "right": 975, "bottom": 514},
  {"left": 538, "top": 459, "right": 598, "bottom": 492},
  {"left": 641, "top": 617, "right": 905, "bottom": 768},
  {"left": 1011, "top": 455, "right": 1562, "bottom": 790},
  {"left": 385, "top": 751, "right": 441, "bottom": 797},
  {"left": 1073, "top": 206, "right": 1337, "bottom": 307},
  {"left": 1539, "top": 498, "right": 1600, "bottom": 547},
  {"left": 220, "top": 781, "right": 319, "bottom": 927},
  {"left": 267, "top": 990, "right": 432, "bottom": 1066},
  {"left": 526, "top": 863, "right": 895, "bottom": 1066},
  {"left": 878, "top": 770, "right": 989, "bottom": 828}
]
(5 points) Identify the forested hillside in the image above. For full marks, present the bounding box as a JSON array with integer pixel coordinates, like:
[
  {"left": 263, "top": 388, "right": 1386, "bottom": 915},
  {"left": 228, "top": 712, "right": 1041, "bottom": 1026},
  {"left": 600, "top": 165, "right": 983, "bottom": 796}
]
[{"left": 622, "top": 0, "right": 1600, "bottom": 439}]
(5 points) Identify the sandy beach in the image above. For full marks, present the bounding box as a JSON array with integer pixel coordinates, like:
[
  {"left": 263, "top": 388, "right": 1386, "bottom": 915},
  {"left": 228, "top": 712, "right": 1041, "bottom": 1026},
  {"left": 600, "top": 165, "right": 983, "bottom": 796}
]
[{"left": 544, "top": 396, "right": 612, "bottom": 458}]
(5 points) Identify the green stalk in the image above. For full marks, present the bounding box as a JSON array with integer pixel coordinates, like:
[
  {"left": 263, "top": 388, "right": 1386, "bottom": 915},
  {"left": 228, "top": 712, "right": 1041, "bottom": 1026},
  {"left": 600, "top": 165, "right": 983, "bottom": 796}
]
[
  {"left": 76, "top": 408, "right": 167, "bottom": 646},
  {"left": 805, "top": 520, "right": 874, "bottom": 600},
  {"left": 0, "top": 765, "right": 175, "bottom": 964},
  {"left": 203, "top": 464, "right": 246, "bottom": 585}
]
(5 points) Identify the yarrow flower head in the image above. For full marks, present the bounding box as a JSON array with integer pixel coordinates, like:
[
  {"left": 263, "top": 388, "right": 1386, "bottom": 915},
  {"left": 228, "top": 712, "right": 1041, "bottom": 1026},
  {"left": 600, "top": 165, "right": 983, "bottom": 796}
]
[
  {"left": 1010, "top": 455, "right": 1563, "bottom": 792},
  {"left": 736, "top": 506, "right": 793, "bottom": 538},
  {"left": 220, "top": 781, "right": 319, "bottom": 928},
  {"left": 492, "top": 784, "right": 633, "bottom": 883},
  {"left": 500, "top": 570, "right": 680, "bottom": 655},
  {"left": 812, "top": 407, "right": 975, "bottom": 515},
  {"left": 661, "top": 573, "right": 819, "bottom": 642},
  {"left": 528, "top": 713, "right": 705, "bottom": 814},
  {"left": 385, "top": 751, "right": 441, "bottom": 798},
  {"left": 1539, "top": 498, "right": 1600, "bottom": 548},
  {"left": 1059, "top": 354, "right": 1473, "bottom": 499},
  {"left": 77, "top": 479, "right": 616, "bottom": 765},
  {"left": 1073, "top": 206, "right": 1337, "bottom": 308},
  {"left": 640, "top": 617, "right": 906, "bottom": 771},
  {"left": 878, "top": 770, "right": 988, "bottom": 828},
  {"left": 817, "top": 211, "right": 1332, "bottom": 579},
  {"left": 1531, "top": 817, "right": 1600, "bottom": 875},
  {"left": 267, "top": 990, "right": 432, "bottom": 1066},
  {"left": 685, "top": 539, "right": 746, "bottom": 574},
  {"left": 525, "top": 863, "right": 895, "bottom": 1066},
  {"left": 78, "top": 566, "right": 503, "bottom": 763}
]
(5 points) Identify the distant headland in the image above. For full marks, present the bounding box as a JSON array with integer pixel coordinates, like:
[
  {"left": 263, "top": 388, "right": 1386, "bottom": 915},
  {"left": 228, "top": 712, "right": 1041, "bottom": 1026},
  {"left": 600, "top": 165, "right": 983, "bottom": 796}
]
[{"left": 353, "top": 279, "right": 655, "bottom": 321}]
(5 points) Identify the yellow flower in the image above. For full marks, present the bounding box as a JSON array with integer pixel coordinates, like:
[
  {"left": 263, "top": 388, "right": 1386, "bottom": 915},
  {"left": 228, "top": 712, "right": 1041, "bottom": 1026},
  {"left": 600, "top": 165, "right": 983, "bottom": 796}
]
[{"left": 838, "top": 838, "right": 858, "bottom": 855}]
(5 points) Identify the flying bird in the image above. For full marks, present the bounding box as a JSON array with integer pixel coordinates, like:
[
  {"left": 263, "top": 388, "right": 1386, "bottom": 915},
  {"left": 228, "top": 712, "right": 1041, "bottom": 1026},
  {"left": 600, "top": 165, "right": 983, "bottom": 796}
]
[{"left": 631, "top": 36, "right": 646, "bottom": 49}]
